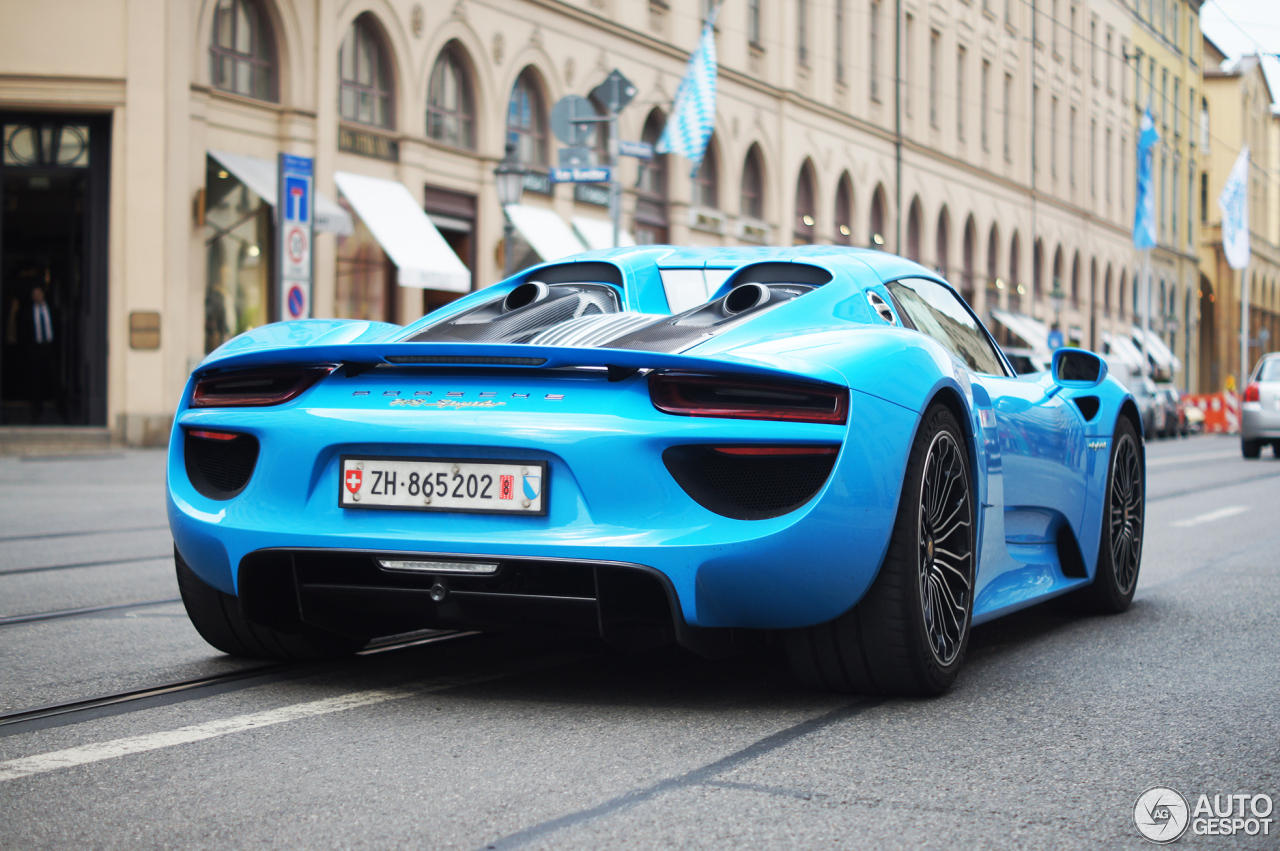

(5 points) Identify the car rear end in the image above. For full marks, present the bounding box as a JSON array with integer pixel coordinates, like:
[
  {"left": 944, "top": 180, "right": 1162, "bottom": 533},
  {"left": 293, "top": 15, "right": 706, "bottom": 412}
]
[
  {"left": 167, "top": 346, "right": 914, "bottom": 655},
  {"left": 1242, "top": 355, "right": 1280, "bottom": 452}
]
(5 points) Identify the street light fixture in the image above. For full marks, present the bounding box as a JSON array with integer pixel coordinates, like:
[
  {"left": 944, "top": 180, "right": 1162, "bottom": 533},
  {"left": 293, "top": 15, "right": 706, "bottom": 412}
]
[
  {"left": 1049, "top": 278, "right": 1066, "bottom": 324},
  {"left": 494, "top": 139, "right": 526, "bottom": 278}
]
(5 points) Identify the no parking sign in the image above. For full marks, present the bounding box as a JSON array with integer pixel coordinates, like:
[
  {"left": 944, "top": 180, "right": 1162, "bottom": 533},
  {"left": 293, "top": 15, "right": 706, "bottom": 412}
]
[{"left": 277, "top": 154, "right": 313, "bottom": 320}]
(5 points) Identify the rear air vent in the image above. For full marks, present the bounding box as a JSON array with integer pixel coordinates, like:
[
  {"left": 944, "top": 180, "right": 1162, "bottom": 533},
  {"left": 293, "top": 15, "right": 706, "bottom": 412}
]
[
  {"left": 408, "top": 283, "right": 620, "bottom": 344},
  {"left": 1072, "top": 396, "right": 1101, "bottom": 421},
  {"left": 605, "top": 284, "right": 813, "bottom": 353},
  {"left": 662, "top": 445, "right": 838, "bottom": 520},
  {"left": 384, "top": 355, "right": 548, "bottom": 366},
  {"left": 185, "top": 429, "right": 260, "bottom": 500}
]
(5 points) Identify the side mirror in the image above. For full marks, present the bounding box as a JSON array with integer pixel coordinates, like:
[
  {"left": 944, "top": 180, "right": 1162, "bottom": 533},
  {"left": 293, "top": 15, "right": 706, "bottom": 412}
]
[{"left": 1052, "top": 347, "right": 1108, "bottom": 388}]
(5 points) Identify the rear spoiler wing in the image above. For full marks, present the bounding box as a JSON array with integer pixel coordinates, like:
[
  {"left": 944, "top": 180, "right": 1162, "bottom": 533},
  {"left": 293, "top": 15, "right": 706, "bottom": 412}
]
[{"left": 197, "top": 342, "right": 846, "bottom": 387}]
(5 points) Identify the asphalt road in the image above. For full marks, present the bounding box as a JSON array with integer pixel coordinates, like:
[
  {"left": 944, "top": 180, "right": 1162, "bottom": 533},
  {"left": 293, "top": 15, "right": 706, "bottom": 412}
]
[{"left": 1, "top": 435, "right": 1277, "bottom": 849}]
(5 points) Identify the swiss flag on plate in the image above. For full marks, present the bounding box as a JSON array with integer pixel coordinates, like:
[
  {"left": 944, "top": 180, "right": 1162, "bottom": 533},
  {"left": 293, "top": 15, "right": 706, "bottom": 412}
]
[{"left": 345, "top": 469, "right": 363, "bottom": 494}]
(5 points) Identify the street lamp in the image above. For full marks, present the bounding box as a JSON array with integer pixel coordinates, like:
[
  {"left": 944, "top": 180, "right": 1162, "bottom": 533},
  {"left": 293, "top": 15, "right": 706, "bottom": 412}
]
[
  {"left": 494, "top": 140, "right": 526, "bottom": 278},
  {"left": 1049, "top": 278, "right": 1066, "bottom": 321}
]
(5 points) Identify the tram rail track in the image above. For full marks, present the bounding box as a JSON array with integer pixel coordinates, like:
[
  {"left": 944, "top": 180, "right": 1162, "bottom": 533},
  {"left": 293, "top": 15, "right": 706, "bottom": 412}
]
[{"left": 0, "top": 629, "right": 477, "bottom": 738}]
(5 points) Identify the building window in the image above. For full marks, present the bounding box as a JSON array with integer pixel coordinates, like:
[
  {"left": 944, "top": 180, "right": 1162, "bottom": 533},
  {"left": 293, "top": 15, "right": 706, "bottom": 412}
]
[
  {"left": 1009, "top": 232, "right": 1022, "bottom": 309},
  {"left": 1200, "top": 171, "right": 1208, "bottom": 224},
  {"left": 1090, "top": 16, "right": 1098, "bottom": 81},
  {"left": 1106, "top": 28, "right": 1113, "bottom": 91},
  {"left": 1069, "top": 106, "right": 1077, "bottom": 187},
  {"left": 793, "top": 162, "right": 817, "bottom": 245},
  {"left": 1003, "top": 74, "right": 1013, "bottom": 162},
  {"left": 507, "top": 68, "right": 548, "bottom": 166},
  {"left": 797, "top": 0, "right": 808, "bottom": 66},
  {"left": 427, "top": 44, "right": 475, "bottom": 150},
  {"left": 336, "top": 197, "right": 395, "bottom": 323},
  {"left": 692, "top": 139, "right": 719, "bottom": 210},
  {"left": 740, "top": 145, "right": 765, "bottom": 221},
  {"left": 1189, "top": 168, "right": 1196, "bottom": 245},
  {"left": 1070, "top": 5, "right": 1078, "bottom": 69},
  {"left": 748, "top": 0, "right": 762, "bottom": 46},
  {"left": 1031, "top": 84, "right": 1039, "bottom": 171},
  {"left": 904, "top": 14, "right": 914, "bottom": 118},
  {"left": 981, "top": 60, "right": 990, "bottom": 151},
  {"left": 869, "top": 1, "right": 881, "bottom": 102},
  {"left": 957, "top": 46, "right": 966, "bottom": 142},
  {"left": 929, "top": 29, "right": 940, "bottom": 129},
  {"left": 339, "top": 15, "right": 394, "bottom": 128},
  {"left": 210, "top": 0, "right": 275, "bottom": 102},
  {"left": 1106, "top": 127, "right": 1113, "bottom": 205},
  {"left": 1172, "top": 160, "right": 1179, "bottom": 245},
  {"left": 835, "top": 0, "right": 846, "bottom": 83},
  {"left": 1173, "top": 78, "right": 1181, "bottom": 136},
  {"left": 1090, "top": 118, "right": 1097, "bottom": 197},
  {"left": 635, "top": 110, "right": 669, "bottom": 243},
  {"left": 1050, "top": 96, "right": 1058, "bottom": 178},
  {"left": 835, "top": 174, "right": 853, "bottom": 245},
  {"left": 870, "top": 185, "right": 887, "bottom": 248},
  {"left": 204, "top": 157, "right": 271, "bottom": 353}
]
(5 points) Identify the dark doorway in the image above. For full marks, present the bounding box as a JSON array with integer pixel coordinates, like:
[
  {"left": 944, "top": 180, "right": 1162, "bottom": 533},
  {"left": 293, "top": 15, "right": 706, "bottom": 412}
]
[{"left": 1, "top": 114, "right": 110, "bottom": 426}]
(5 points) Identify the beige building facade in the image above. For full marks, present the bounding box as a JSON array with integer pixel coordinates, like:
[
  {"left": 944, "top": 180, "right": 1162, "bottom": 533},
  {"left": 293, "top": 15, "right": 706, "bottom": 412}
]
[
  {"left": 0, "top": 0, "right": 1209, "bottom": 446},
  {"left": 1198, "top": 41, "right": 1280, "bottom": 392}
]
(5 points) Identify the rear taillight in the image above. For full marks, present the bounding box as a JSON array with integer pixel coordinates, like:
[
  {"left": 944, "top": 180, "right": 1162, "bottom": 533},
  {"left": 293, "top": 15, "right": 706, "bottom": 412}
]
[
  {"left": 649, "top": 373, "right": 848, "bottom": 425},
  {"left": 192, "top": 366, "right": 334, "bottom": 408},
  {"left": 1244, "top": 383, "right": 1261, "bottom": 403}
]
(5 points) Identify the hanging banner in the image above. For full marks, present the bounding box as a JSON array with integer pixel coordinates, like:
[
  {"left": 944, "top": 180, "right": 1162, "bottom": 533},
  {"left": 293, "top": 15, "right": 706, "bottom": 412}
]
[{"left": 277, "top": 153, "right": 314, "bottom": 321}]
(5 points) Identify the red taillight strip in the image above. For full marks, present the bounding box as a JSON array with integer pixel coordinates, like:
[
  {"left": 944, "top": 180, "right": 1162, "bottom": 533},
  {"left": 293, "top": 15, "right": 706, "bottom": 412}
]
[
  {"left": 191, "top": 366, "right": 335, "bottom": 408},
  {"left": 188, "top": 429, "right": 240, "bottom": 441},
  {"left": 649, "top": 372, "right": 848, "bottom": 425},
  {"left": 713, "top": 445, "right": 839, "bottom": 456},
  {"left": 1244, "top": 383, "right": 1261, "bottom": 403}
]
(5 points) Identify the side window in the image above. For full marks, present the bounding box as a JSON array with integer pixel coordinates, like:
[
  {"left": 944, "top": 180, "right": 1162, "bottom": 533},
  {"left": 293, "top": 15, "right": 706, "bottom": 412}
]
[{"left": 885, "top": 277, "right": 1008, "bottom": 375}]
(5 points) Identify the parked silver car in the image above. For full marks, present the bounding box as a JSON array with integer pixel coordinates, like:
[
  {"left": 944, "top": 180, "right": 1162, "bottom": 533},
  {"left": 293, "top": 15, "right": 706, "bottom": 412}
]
[{"left": 1242, "top": 353, "right": 1280, "bottom": 458}]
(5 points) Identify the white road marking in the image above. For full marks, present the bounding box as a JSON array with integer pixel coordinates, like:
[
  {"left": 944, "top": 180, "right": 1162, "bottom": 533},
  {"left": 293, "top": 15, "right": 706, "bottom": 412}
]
[
  {"left": 1146, "top": 450, "right": 1241, "bottom": 468},
  {"left": 0, "top": 658, "right": 578, "bottom": 783},
  {"left": 1171, "top": 505, "right": 1251, "bottom": 528}
]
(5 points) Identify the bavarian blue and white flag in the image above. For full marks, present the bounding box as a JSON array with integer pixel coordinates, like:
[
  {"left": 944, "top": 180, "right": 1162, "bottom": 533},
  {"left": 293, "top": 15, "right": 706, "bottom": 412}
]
[
  {"left": 1132, "top": 107, "right": 1159, "bottom": 250},
  {"left": 656, "top": 5, "right": 720, "bottom": 173},
  {"left": 1218, "top": 145, "right": 1250, "bottom": 270}
]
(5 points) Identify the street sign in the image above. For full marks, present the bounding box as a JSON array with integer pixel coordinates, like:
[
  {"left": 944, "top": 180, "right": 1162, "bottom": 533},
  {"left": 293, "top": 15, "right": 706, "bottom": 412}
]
[
  {"left": 617, "top": 140, "right": 653, "bottom": 160},
  {"left": 277, "top": 153, "right": 313, "bottom": 320},
  {"left": 550, "top": 94, "right": 598, "bottom": 146},
  {"left": 549, "top": 166, "right": 612, "bottom": 183},
  {"left": 589, "top": 69, "right": 637, "bottom": 114},
  {"left": 558, "top": 146, "right": 596, "bottom": 168}
]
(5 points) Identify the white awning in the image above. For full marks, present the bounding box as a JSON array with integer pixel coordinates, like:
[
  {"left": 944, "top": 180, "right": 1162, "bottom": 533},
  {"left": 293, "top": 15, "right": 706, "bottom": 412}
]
[
  {"left": 1102, "top": 332, "right": 1146, "bottom": 373},
  {"left": 571, "top": 216, "right": 636, "bottom": 251},
  {"left": 990, "top": 309, "right": 1051, "bottom": 354},
  {"left": 504, "top": 204, "right": 586, "bottom": 262},
  {"left": 335, "top": 171, "right": 471, "bottom": 292},
  {"left": 1131, "top": 325, "right": 1182, "bottom": 372},
  {"left": 208, "top": 150, "right": 353, "bottom": 236}
]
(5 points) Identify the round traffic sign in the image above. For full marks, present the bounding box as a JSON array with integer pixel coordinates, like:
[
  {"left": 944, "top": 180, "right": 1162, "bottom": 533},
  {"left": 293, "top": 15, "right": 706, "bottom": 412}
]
[
  {"left": 287, "top": 284, "right": 306, "bottom": 319},
  {"left": 550, "top": 95, "right": 597, "bottom": 146},
  {"left": 287, "top": 225, "right": 308, "bottom": 264}
]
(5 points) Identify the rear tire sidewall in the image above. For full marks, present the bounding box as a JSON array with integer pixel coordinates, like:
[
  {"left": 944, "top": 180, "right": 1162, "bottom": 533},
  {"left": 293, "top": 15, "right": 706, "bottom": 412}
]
[{"left": 1092, "top": 418, "right": 1144, "bottom": 612}]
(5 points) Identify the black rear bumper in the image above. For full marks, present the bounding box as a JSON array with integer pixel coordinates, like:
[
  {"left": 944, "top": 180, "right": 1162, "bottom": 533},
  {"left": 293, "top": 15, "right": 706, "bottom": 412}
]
[{"left": 234, "top": 548, "right": 755, "bottom": 658}]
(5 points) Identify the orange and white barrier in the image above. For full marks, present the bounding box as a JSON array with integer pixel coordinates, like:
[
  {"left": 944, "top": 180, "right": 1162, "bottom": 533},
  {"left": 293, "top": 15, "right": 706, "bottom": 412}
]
[{"left": 1185, "top": 392, "right": 1239, "bottom": 434}]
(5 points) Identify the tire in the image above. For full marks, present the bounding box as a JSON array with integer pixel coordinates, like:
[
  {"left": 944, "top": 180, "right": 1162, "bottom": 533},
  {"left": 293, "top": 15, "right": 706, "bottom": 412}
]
[
  {"left": 1076, "top": 417, "right": 1144, "bottom": 614},
  {"left": 1242, "top": 439, "right": 1263, "bottom": 459},
  {"left": 784, "top": 404, "right": 976, "bottom": 696},
  {"left": 175, "top": 547, "right": 366, "bottom": 661}
]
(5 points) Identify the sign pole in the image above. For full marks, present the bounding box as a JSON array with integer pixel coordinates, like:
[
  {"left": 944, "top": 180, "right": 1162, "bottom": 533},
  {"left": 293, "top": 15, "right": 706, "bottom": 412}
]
[
  {"left": 277, "top": 153, "right": 314, "bottom": 321},
  {"left": 610, "top": 107, "right": 620, "bottom": 249},
  {"left": 1240, "top": 262, "right": 1251, "bottom": 390}
]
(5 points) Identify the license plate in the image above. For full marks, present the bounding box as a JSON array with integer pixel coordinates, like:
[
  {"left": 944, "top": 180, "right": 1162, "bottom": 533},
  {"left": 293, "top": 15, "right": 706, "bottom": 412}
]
[{"left": 340, "top": 456, "right": 546, "bottom": 515}]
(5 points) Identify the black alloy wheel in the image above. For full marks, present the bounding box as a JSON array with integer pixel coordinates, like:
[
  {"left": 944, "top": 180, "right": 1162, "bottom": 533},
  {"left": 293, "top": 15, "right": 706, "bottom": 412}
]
[
  {"left": 784, "top": 404, "right": 975, "bottom": 696},
  {"left": 917, "top": 428, "right": 975, "bottom": 668}
]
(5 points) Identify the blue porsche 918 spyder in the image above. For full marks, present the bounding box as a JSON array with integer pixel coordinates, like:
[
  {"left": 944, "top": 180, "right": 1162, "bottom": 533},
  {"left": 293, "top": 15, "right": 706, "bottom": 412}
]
[{"left": 168, "top": 246, "right": 1145, "bottom": 695}]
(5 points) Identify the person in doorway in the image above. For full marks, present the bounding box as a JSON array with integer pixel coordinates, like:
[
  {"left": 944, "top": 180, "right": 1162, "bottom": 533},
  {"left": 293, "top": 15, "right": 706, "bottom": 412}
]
[{"left": 18, "top": 285, "right": 60, "bottom": 424}]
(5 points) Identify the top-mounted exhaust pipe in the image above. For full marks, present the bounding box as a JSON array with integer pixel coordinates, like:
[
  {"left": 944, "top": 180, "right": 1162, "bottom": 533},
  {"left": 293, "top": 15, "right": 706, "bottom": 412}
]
[{"left": 721, "top": 283, "right": 771, "bottom": 317}]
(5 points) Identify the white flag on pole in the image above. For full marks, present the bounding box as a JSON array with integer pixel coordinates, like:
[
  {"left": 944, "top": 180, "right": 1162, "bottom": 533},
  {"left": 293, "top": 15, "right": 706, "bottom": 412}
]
[{"left": 1218, "top": 146, "right": 1250, "bottom": 270}]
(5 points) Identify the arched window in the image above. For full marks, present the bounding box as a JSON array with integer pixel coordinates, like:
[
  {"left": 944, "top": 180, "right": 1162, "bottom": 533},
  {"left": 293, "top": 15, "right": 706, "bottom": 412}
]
[
  {"left": 869, "top": 184, "right": 887, "bottom": 248},
  {"left": 1118, "top": 270, "right": 1127, "bottom": 319},
  {"left": 834, "top": 173, "right": 853, "bottom": 245},
  {"left": 984, "top": 222, "right": 998, "bottom": 305},
  {"left": 793, "top": 160, "right": 817, "bottom": 245},
  {"left": 635, "top": 110, "right": 669, "bottom": 244},
  {"left": 935, "top": 207, "right": 951, "bottom": 279},
  {"left": 740, "top": 144, "right": 765, "bottom": 220},
  {"left": 1052, "top": 247, "right": 1064, "bottom": 308},
  {"left": 1104, "top": 265, "right": 1113, "bottom": 316},
  {"left": 507, "top": 68, "right": 548, "bottom": 165},
  {"left": 210, "top": 0, "right": 276, "bottom": 101},
  {"left": 1033, "top": 239, "right": 1044, "bottom": 303},
  {"left": 1009, "top": 231, "right": 1022, "bottom": 310},
  {"left": 692, "top": 137, "right": 719, "bottom": 210},
  {"left": 1070, "top": 252, "right": 1080, "bottom": 309},
  {"left": 960, "top": 216, "right": 976, "bottom": 304},
  {"left": 339, "top": 15, "right": 394, "bottom": 128},
  {"left": 906, "top": 198, "right": 922, "bottom": 262},
  {"left": 427, "top": 43, "right": 475, "bottom": 149}
]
